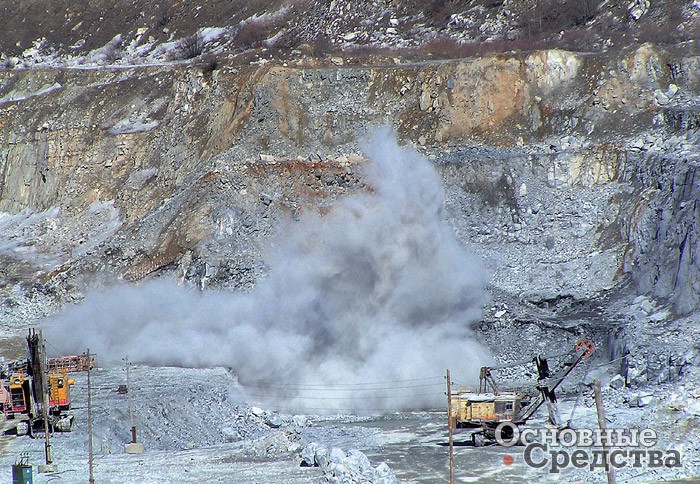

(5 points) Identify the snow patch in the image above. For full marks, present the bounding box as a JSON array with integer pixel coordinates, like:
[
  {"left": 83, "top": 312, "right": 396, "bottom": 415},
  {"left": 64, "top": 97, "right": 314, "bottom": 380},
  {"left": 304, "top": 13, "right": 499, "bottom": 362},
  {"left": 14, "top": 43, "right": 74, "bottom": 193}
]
[
  {"left": 0, "top": 208, "right": 63, "bottom": 268},
  {"left": 107, "top": 118, "right": 160, "bottom": 135},
  {"left": 200, "top": 27, "right": 228, "bottom": 43},
  {"left": 0, "top": 82, "right": 63, "bottom": 105}
]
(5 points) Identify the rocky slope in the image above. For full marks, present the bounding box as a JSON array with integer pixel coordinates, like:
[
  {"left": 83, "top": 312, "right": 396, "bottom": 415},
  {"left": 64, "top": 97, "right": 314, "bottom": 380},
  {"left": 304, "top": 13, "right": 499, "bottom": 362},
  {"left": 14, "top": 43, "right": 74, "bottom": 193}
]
[
  {"left": 1, "top": 0, "right": 698, "bottom": 66},
  {"left": 1, "top": 42, "right": 698, "bottom": 315}
]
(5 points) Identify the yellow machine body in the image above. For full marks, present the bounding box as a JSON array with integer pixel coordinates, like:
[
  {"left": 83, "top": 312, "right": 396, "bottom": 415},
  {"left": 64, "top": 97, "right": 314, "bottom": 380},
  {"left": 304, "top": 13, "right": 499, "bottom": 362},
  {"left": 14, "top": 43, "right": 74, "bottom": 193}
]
[
  {"left": 48, "top": 372, "right": 74, "bottom": 411},
  {"left": 450, "top": 390, "right": 526, "bottom": 428}
]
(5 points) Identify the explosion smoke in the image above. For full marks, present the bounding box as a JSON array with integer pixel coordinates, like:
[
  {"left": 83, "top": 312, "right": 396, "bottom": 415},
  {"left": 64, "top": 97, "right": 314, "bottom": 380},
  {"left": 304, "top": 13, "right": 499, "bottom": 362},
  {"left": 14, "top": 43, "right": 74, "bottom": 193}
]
[{"left": 47, "top": 127, "right": 491, "bottom": 412}]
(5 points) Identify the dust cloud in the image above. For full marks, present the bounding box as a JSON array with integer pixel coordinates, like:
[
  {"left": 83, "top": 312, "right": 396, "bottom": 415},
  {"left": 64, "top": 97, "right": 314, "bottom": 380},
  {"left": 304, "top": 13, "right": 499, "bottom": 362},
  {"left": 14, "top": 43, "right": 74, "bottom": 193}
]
[{"left": 46, "top": 127, "right": 491, "bottom": 412}]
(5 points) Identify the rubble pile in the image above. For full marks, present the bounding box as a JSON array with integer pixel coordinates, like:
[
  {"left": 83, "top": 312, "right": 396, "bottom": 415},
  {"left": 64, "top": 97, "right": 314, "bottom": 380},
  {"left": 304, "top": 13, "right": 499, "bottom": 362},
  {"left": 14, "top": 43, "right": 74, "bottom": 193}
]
[{"left": 301, "top": 443, "right": 400, "bottom": 484}]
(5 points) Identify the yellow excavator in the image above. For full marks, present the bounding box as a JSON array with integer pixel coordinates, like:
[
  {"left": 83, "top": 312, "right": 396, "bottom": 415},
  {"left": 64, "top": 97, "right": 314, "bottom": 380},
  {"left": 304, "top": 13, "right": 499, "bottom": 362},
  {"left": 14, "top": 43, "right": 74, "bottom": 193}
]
[{"left": 449, "top": 339, "right": 596, "bottom": 446}]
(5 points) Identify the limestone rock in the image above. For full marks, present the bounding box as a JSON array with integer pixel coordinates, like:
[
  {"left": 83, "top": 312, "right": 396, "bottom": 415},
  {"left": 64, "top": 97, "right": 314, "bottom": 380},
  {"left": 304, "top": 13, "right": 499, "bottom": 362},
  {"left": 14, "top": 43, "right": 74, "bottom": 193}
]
[{"left": 609, "top": 374, "right": 625, "bottom": 390}]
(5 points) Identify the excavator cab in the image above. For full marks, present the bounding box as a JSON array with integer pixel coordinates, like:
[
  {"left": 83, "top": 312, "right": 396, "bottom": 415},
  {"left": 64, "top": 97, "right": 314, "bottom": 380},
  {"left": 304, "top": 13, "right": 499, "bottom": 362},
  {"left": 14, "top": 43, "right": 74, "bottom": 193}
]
[
  {"left": 48, "top": 372, "right": 75, "bottom": 412},
  {"left": 5, "top": 373, "right": 32, "bottom": 417},
  {"left": 450, "top": 391, "right": 529, "bottom": 428}
]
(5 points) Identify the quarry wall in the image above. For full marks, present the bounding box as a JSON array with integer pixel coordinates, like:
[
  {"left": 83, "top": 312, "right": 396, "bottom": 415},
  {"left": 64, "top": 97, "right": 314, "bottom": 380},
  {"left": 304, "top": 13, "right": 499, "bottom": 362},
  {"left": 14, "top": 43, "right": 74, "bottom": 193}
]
[{"left": 0, "top": 45, "right": 698, "bottom": 311}]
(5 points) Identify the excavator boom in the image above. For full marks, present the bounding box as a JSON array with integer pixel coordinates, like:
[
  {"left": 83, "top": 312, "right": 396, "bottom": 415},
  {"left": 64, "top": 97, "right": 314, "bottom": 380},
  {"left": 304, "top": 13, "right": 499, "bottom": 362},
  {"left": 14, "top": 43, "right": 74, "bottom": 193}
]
[{"left": 514, "top": 339, "right": 595, "bottom": 425}]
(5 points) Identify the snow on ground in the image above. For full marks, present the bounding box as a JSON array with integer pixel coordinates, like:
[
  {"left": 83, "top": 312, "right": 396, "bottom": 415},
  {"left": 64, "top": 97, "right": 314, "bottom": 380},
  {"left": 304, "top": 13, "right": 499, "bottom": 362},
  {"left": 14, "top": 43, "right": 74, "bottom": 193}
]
[
  {"left": 0, "top": 203, "right": 122, "bottom": 272},
  {"left": 0, "top": 366, "right": 324, "bottom": 483},
  {"left": 1, "top": 362, "right": 699, "bottom": 483}
]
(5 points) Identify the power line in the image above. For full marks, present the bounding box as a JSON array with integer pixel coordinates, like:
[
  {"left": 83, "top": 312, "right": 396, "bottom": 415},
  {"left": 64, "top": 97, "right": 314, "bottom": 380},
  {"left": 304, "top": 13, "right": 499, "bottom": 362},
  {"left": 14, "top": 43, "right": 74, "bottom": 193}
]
[
  {"left": 238, "top": 375, "right": 445, "bottom": 386},
  {"left": 246, "top": 402, "right": 445, "bottom": 413},
  {"left": 241, "top": 391, "right": 441, "bottom": 400},
  {"left": 84, "top": 381, "right": 443, "bottom": 391},
  {"left": 237, "top": 381, "right": 445, "bottom": 391}
]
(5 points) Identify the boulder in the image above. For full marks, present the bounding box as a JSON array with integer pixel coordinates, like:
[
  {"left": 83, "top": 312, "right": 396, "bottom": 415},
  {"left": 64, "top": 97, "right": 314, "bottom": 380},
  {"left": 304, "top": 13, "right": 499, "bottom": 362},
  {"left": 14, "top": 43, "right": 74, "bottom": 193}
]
[
  {"left": 292, "top": 415, "right": 309, "bottom": 428},
  {"left": 329, "top": 447, "right": 347, "bottom": 464},
  {"left": 609, "top": 374, "right": 626, "bottom": 389},
  {"left": 301, "top": 442, "right": 322, "bottom": 467},
  {"left": 628, "top": 0, "right": 649, "bottom": 20},
  {"left": 315, "top": 446, "right": 330, "bottom": 468},
  {"left": 265, "top": 414, "right": 285, "bottom": 428},
  {"left": 300, "top": 444, "right": 399, "bottom": 482},
  {"left": 373, "top": 462, "right": 401, "bottom": 484},
  {"left": 345, "top": 449, "right": 372, "bottom": 475},
  {"left": 628, "top": 367, "right": 647, "bottom": 385},
  {"left": 637, "top": 393, "right": 655, "bottom": 407}
]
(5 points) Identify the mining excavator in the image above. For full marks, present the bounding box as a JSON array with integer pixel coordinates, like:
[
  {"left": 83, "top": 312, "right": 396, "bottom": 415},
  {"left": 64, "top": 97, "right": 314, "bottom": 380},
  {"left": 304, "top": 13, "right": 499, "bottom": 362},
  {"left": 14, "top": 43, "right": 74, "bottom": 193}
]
[
  {"left": 1, "top": 330, "right": 92, "bottom": 436},
  {"left": 3, "top": 371, "right": 74, "bottom": 435},
  {"left": 449, "top": 339, "right": 596, "bottom": 446}
]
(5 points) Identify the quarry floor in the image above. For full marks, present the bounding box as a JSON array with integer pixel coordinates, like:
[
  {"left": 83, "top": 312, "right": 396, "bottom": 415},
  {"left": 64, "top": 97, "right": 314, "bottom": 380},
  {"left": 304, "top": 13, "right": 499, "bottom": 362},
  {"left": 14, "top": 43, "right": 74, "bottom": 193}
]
[{"left": 1, "top": 365, "right": 698, "bottom": 484}]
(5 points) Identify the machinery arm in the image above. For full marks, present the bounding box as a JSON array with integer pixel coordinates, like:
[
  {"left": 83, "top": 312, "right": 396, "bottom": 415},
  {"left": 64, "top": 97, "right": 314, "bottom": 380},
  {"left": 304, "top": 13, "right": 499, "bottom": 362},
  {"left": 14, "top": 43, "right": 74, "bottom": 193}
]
[
  {"left": 479, "top": 367, "right": 500, "bottom": 394},
  {"left": 513, "top": 339, "right": 595, "bottom": 426}
]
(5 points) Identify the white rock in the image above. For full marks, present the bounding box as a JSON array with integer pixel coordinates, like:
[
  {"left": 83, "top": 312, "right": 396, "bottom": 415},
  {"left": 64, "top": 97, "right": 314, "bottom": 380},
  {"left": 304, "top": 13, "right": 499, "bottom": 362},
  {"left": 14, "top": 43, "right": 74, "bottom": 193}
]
[
  {"left": 655, "top": 91, "right": 671, "bottom": 105},
  {"left": 329, "top": 447, "right": 347, "bottom": 464},
  {"left": 635, "top": 297, "right": 654, "bottom": 314},
  {"left": 419, "top": 90, "right": 431, "bottom": 111},
  {"left": 648, "top": 309, "right": 670, "bottom": 322},
  {"left": 251, "top": 406, "right": 265, "bottom": 417},
  {"left": 373, "top": 462, "right": 400, "bottom": 483},
  {"left": 609, "top": 374, "right": 625, "bottom": 389},
  {"left": 315, "top": 446, "right": 330, "bottom": 468},
  {"left": 519, "top": 183, "right": 527, "bottom": 197},
  {"left": 292, "top": 415, "right": 308, "bottom": 427},
  {"left": 265, "top": 414, "right": 284, "bottom": 428},
  {"left": 628, "top": 0, "right": 649, "bottom": 20},
  {"left": 301, "top": 443, "right": 321, "bottom": 466},
  {"left": 345, "top": 449, "right": 372, "bottom": 474},
  {"left": 628, "top": 367, "right": 646, "bottom": 385},
  {"left": 687, "top": 399, "right": 700, "bottom": 416}
]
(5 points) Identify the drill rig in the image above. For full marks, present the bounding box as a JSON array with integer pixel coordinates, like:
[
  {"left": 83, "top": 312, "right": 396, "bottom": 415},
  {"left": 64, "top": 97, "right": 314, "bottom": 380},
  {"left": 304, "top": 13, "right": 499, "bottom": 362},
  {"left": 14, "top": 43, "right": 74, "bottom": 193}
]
[{"left": 449, "top": 339, "right": 596, "bottom": 446}]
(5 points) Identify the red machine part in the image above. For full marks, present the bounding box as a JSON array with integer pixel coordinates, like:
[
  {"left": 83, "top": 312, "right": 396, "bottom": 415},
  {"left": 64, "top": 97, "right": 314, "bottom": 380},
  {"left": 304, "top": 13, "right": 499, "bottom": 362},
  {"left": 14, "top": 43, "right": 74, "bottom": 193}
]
[{"left": 576, "top": 339, "right": 596, "bottom": 359}]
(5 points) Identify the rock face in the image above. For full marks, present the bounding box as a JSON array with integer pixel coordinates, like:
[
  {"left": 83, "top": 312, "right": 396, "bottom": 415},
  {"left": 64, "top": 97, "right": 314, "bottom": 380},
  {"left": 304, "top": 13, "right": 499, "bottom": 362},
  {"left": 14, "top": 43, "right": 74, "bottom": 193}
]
[
  {"left": 622, "top": 151, "right": 700, "bottom": 314},
  {"left": 1, "top": 44, "right": 698, "bottom": 318}
]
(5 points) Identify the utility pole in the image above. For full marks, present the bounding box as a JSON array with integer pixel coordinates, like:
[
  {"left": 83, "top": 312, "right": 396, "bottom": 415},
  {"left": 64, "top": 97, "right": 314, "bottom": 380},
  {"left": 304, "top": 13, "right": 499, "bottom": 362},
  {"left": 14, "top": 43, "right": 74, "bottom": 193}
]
[
  {"left": 125, "top": 356, "right": 136, "bottom": 444},
  {"left": 123, "top": 356, "right": 144, "bottom": 455},
  {"left": 87, "top": 348, "right": 95, "bottom": 484},
  {"left": 594, "top": 379, "right": 615, "bottom": 484},
  {"left": 38, "top": 330, "right": 52, "bottom": 466},
  {"left": 446, "top": 369, "right": 454, "bottom": 484}
]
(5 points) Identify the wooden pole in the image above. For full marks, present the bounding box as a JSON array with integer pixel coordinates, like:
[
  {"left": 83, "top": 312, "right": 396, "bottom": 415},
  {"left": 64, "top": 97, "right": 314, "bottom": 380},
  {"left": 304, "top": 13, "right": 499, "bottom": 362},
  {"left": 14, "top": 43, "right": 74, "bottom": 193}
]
[
  {"left": 125, "top": 356, "right": 136, "bottom": 444},
  {"left": 446, "top": 369, "right": 454, "bottom": 484},
  {"left": 87, "top": 349, "right": 95, "bottom": 484},
  {"left": 593, "top": 379, "right": 615, "bottom": 484},
  {"left": 39, "top": 330, "right": 52, "bottom": 465}
]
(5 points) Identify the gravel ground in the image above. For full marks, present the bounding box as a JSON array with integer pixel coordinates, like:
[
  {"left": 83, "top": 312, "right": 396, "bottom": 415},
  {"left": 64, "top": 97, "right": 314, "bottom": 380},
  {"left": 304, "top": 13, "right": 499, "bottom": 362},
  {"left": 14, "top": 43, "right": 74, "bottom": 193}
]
[{"left": 1, "top": 361, "right": 698, "bottom": 483}]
